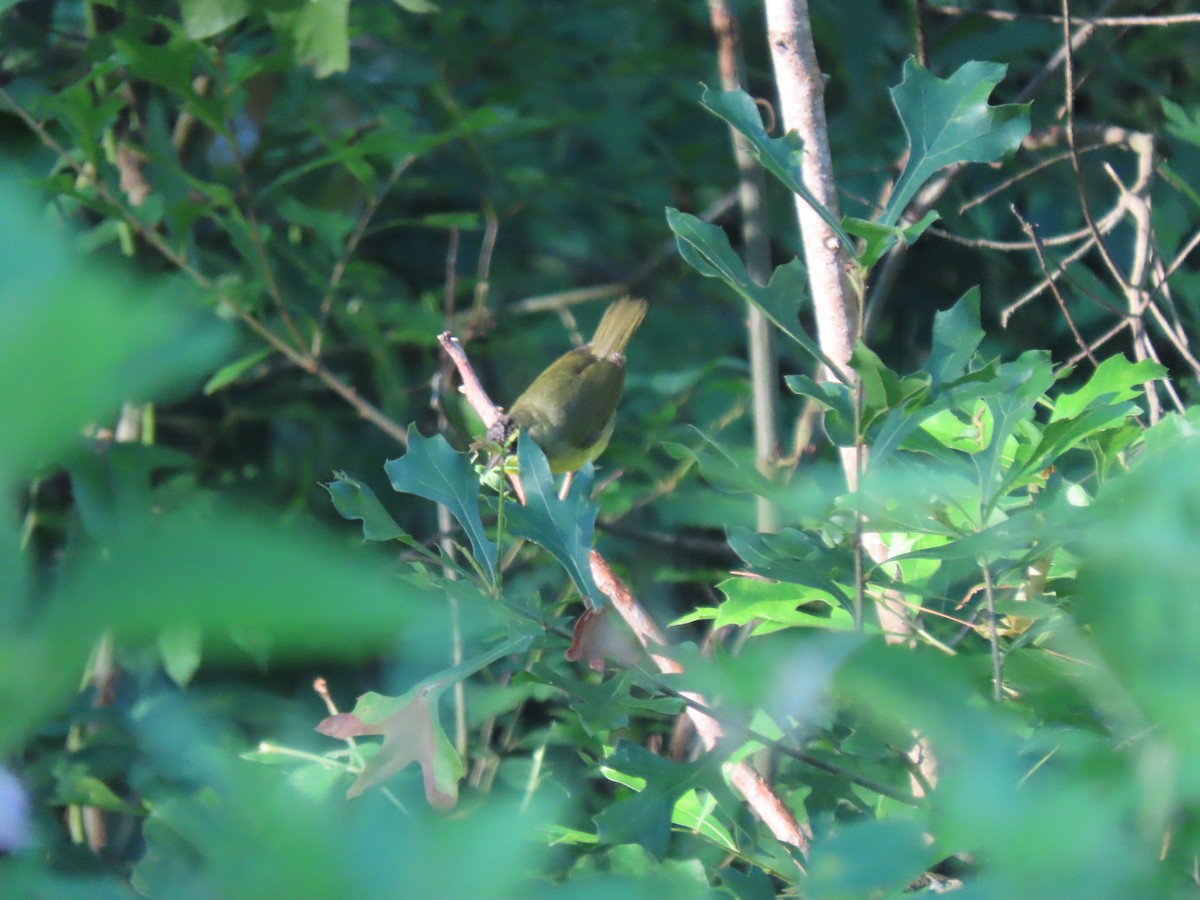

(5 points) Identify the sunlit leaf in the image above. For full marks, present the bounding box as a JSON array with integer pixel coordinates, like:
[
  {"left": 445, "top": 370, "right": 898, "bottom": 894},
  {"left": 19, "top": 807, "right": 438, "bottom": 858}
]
[
  {"left": 1050, "top": 355, "right": 1164, "bottom": 422},
  {"left": 714, "top": 578, "right": 853, "bottom": 632},
  {"left": 595, "top": 740, "right": 736, "bottom": 860},
  {"left": 265, "top": 0, "right": 350, "bottom": 78},
  {"left": 882, "top": 59, "right": 1031, "bottom": 227},
  {"left": 202, "top": 347, "right": 272, "bottom": 395},
  {"left": 159, "top": 625, "right": 203, "bottom": 687},
  {"left": 843, "top": 210, "right": 940, "bottom": 269},
  {"left": 179, "top": 0, "right": 252, "bottom": 38}
]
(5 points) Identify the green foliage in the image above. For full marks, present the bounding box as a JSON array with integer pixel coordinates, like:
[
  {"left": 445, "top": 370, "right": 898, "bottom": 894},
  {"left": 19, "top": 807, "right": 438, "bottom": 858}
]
[
  {"left": 0, "top": 186, "right": 229, "bottom": 481},
  {"left": 505, "top": 434, "right": 602, "bottom": 605},
  {"left": 882, "top": 59, "right": 1031, "bottom": 228},
  {"left": 595, "top": 741, "right": 740, "bottom": 862},
  {"left": 699, "top": 87, "right": 852, "bottom": 249},
  {"left": 3, "top": 1, "right": 1200, "bottom": 897},
  {"left": 666, "top": 208, "right": 838, "bottom": 375},
  {"left": 384, "top": 427, "right": 499, "bottom": 583}
]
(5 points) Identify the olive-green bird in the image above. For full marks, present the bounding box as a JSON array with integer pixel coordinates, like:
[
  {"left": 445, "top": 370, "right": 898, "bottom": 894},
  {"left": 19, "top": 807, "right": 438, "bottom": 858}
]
[{"left": 489, "top": 297, "right": 647, "bottom": 474}]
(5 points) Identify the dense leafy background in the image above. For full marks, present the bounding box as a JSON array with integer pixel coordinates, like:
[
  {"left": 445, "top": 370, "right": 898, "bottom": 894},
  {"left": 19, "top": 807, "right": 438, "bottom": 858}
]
[{"left": 2, "top": 0, "right": 1200, "bottom": 896}]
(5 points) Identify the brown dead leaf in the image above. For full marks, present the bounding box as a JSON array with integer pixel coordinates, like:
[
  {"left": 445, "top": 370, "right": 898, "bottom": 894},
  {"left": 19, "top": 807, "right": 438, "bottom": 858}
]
[{"left": 316, "top": 687, "right": 462, "bottom": 809}]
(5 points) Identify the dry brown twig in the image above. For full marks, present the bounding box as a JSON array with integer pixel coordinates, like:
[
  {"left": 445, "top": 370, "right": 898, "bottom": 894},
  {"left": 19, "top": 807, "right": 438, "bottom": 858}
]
[{"left": 590, "top": 552, "right": 810, "bottom": 855}]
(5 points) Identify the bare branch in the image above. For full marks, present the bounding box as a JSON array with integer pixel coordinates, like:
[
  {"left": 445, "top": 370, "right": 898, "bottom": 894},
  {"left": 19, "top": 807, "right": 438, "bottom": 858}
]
[
  {"left": 437, "top": 333, "right": 503, "bottom": 430},
  {"left": 1011, "top": 206, "right": 1097, "bottom": 366},
  {"left": 508, "top": 190, "right": 739, "bottom": 315},
  {"left": 312, "top": 155, "right": 415, "bottom": 357},
  {"left": 927, "top": 6, "right": 1200, "bottom": 27},
  {"left": 590, "top": 552, "right": 810, "bottom": 855}
]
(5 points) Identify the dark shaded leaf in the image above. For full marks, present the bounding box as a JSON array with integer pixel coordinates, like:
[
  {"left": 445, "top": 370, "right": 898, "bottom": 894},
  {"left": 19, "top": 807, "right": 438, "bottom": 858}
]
[
  {"left": 807, "top": 818, "right": 936, "bottom": 898},
  {"left": 505, "top": 434, "right": 601, "bottom": 605},
  {"left": 727, "top": 527, "right": 852, "bottom": 608},
  {"left": 667, "top": 208, "right": 847, "bottom": 379},
  {"left": 385, "top": 428, "right": 497, "bottom": 583},
  {"left": 325, "top": 472, "right": 407, "bottom": 542},
  {"left": 927, "top": 287, "right": 985, "bottom": 388},
  {"left": 699, "top": 87, "right": 853, "bottom": 249}
]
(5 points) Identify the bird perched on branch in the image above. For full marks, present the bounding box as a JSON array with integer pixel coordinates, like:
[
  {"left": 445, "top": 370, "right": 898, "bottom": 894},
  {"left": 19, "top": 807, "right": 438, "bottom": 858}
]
[{"left": 488, "top": 297, "right": 648, "bottom": 475}]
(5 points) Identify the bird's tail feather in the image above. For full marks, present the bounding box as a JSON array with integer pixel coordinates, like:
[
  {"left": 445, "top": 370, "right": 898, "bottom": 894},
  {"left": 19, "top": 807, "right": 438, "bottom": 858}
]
[{"left": 590, "top": 297, "right": 648, "bottom": 358}]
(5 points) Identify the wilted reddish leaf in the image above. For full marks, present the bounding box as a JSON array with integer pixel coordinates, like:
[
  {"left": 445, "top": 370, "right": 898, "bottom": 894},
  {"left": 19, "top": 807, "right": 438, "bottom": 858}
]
[
  {"left": 565, "top": 607, "right": 641, "bottom": 672},
  {"left": 315, "top": 687, "right": 463, "bottom": 809},
  {"left": 315, "top": 713, "right": 377, "bottom": 740}
]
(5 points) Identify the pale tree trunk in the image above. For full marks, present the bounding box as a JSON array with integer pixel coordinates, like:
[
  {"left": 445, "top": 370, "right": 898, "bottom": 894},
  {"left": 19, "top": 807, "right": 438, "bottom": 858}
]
[
  {"left": 763, "top": 0, "right": 929, "bottom": 795},
  {"left": 763, "top": 0, "right": 912, "bottom": 643}
]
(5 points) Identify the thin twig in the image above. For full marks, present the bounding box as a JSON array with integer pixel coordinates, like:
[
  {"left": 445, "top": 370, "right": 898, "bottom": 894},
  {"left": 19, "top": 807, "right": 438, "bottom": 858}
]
[
  {"left": 1155, "top": 227, "right": 1200, "bottom": 297},
  {"left": 220, "top": 60, "right": 306, "bottom": 352},
  {"left": 1000, "top": 234, "right": 1097, "bottom": 325},
  {"left": 931, "top": 222, "right": 1094, "bottom": 252},
  {"left": 910, "top": 0, "right": 928, "bottom": 66},
  {"left": 927, "top": 6, "right": 1200, "bottom": 27},
  {"left": 312, "top": 155, "right": 415, "bottom": 357},
  {"left": 439, "top": 228, "right": 469, "bottom": 759},
  {"left": 957, "top": 135, "right": 1115, "bottom": 216},
  {"left": 472, "top": 199, "right": 499, "bottom": 314},
  {"left": 1061, "top": 1, "right": 1127, "bottom": 294},
  {"left": 1062, "top": 318, "right": 1130, "bottom": 368},
  {"left": 438, "top": 333, "right": 503, "bottom": 430},
  {"left": 1011, "top": 205, "right": 1097, "bottom": 365},
  {"left": 507, "top": 190, "right": 738, "bottom": 315},
  {"left": 981, "top": 565, "right": 1003, "bottom": 702}
]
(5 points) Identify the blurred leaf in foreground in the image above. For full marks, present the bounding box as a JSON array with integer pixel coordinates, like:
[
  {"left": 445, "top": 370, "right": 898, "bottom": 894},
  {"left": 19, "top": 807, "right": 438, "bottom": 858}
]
[{"left": 0, "top": 177, "right": 230, "bottom": 482}]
